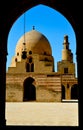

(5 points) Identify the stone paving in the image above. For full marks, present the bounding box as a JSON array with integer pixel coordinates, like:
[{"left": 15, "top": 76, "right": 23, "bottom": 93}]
[{"left": 5, "top": 102, "right": 79, "bottom": 126}]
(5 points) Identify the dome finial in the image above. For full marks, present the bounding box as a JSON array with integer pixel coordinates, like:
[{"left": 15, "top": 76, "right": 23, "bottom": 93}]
[
  {"left": 64, "top": 35, "right": 68, "bottom": 43},
  {"left": 32, "top": 26, "right": 35, "bottom": 30}
]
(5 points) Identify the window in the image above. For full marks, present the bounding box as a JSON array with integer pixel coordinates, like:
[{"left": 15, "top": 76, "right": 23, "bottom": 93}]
[
  {"left": 22, "top": 51, "right": 27, "bottom": 59},
  {"left": 31, "top": 63, "right": 34, "bottom": 72},
  {"left": 44, "top": 52, "right": 46, "bottom": 55},
  {"left": 26, "top": 57, "right": 34, "bottom": 72},
  {"left": 26, "top": 63, "right": 30, "bottom": 72},
  {"left": 29, "top": 51, "right": 32, "bottom": 54},
  {"left": 45, "top": 58, "right": 49, "bottom": 61},
  {"left": 64, "top": 68, "right": 68, "bottom": 74},
  {"left": 17, "top": 52, "right": 19, "bottom": 56},
  {"left": 29, "top": 57, "right": 32, "bottom": 63},
  {"left": 15, "top": 58, "right": 17, "bottom": 62}
]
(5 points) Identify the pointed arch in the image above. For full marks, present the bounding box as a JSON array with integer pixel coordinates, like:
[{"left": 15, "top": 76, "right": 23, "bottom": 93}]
[
  {"left": 23, "top": 77, "right": 36, "bottom": 101},
  {"left": 71, "top": 84, "right": 78, "bottom": 99},
  {"left": 0, "top": 0, "right": 81, "bottom": 127}
]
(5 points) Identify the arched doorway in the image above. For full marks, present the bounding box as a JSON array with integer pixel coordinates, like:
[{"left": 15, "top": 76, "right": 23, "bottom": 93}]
[
  {"left": 23, "top": 77, "right": 36, "bottom": 101},
  {"left": 71, "top": 84, "right": 78, "bottom": 99}
]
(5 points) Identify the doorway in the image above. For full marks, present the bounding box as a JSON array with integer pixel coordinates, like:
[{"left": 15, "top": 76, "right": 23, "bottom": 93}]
[
  {"left": 71, "top": 84, "right": 78, "bottom": 99},
  {"left": 23, "top": 77, "right": 36, "bottom": 101}
]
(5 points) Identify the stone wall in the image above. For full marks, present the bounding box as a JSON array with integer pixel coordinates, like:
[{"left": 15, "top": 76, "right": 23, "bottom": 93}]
[{"left": 6, "top": 73, "right": 61, "bottom": 102}]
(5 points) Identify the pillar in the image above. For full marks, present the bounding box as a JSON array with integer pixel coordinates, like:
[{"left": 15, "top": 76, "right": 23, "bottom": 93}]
[
  {"left": 0, "top": 35, "right": 7, "bottom": 127},
  {"left": 65, "top": 83, "right": 71, "bottom": 100}
]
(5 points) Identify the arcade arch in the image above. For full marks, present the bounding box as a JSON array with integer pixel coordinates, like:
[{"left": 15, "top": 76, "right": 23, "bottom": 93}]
[
  {"left": 71, "top": 84, "right": 78, "bottom": 99},
  {"left": 23, "top": 77, "right": 36, "bottom": 101}
]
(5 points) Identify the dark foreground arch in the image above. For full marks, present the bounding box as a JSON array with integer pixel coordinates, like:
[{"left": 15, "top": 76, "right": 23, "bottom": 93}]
[{"left": 0, "top": 0, "right": 82, "bottom": 127}]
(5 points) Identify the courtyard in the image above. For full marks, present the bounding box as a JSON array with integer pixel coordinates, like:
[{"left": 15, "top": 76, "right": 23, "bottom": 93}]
[{"left": 5, "top": 101, "right": 79, "bottom": 126}]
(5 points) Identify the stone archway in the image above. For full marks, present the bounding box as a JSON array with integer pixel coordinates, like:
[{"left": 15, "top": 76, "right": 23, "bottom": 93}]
[
  {"left": 23, "top": 77, "right": 36, "bottom": 101},
  {"left": 71, "top": 84, "right": 78, "bottom": 99},
  {"left": 0, "top": 0, "right": 81, "bottom": 127}
]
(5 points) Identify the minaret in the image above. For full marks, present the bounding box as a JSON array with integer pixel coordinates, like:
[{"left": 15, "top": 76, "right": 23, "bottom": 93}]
[
  {"left": 63, "top": 35, "right": 69, "bottom": 50},
  {"left": 62, "top": 35, "right": 73, "bottom": 62},
  {"left": 32, "top": 25, "right": 35, "bottom": 30},
  {"left": 57, "top": 35, "right": 75, "bottom": 76}
]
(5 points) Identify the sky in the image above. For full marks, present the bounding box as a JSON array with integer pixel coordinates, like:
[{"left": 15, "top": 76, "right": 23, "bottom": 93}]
[{"left": 7, "top": 4, "right": 77, "bottom": 77}]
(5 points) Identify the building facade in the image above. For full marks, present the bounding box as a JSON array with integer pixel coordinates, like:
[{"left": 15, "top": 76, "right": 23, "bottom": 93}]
[{"left": 6, "top": 28, "right": 78, "bottom": 102}]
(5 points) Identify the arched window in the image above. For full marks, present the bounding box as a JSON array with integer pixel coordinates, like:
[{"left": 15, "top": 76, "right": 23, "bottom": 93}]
[
  {"left": 17, "top": 52, "right": 19, "bottom": 56},
  {"left": 29, "top": 57, "right": 32, "bottom": 63},
  {"left": 64, "top": 68, "right": 68, "bottom": 74},
  {"left": 26, "top": 57, "right": 34, "bottom": 72},
  {"left": 31, "top": 63, "right": 34, "bottom": 72},
  {"left": 15, "top": 58, "right": 17, "bottom": 62},
  {"left": 26, "top": 63, "right": 30, "bottom": 72},
  {"left": 22, "top": 51, "right": 27, "bottom": 59},
  {"left": 29, "top": 51, "right": 32, "bottom": 54}
]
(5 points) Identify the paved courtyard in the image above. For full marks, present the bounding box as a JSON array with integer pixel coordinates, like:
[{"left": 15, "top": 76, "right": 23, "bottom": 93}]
[{"left": 5, "top": 102, "right": 79, "bottom": 126}]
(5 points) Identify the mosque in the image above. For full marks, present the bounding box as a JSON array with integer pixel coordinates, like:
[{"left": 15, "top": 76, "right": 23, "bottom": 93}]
[{"left": 6, "top": 27, "right": 78, "bottom": 102}]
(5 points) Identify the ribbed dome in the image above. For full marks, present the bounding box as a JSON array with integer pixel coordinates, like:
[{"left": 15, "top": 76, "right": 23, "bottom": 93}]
[{"left": 15, "top": 29, "right": 52, "bottom": 56}]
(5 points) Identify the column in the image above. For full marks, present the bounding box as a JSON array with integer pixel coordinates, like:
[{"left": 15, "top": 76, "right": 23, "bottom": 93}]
[
  {"left": 65, "top": 83, "right": 71, "bottom": 100},
  {"left": 0, "top": 37, "right": 7, "bottom": 127}
]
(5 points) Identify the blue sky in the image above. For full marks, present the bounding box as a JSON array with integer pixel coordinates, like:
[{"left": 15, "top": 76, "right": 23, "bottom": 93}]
[{"left": 7, "top": 4, "right": 77, "bottom": 76}]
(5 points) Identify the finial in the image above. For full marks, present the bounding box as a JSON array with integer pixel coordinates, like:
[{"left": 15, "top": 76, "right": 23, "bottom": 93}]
[
  {"left": 32, "top": 26, "right": 35, "bottom": 30},
  {"left": 64, "top": 35, "right": 68, "bottom": 43}
]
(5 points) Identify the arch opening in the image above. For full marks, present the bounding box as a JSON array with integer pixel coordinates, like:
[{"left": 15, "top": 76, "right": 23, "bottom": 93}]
[
  {"left": 23, "top": 77, "right": 36, "bottom": 101},
  {"left": 71, "top": 84, "right": 78, "bottom": 99},
  {"left": 7, "top": 4, "right": 77, "bottom": 76}
]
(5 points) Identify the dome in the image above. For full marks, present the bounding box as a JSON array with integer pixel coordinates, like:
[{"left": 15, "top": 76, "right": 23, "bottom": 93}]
[{"left": 15, "top": 29, "right": 52, "bottom": 56}]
